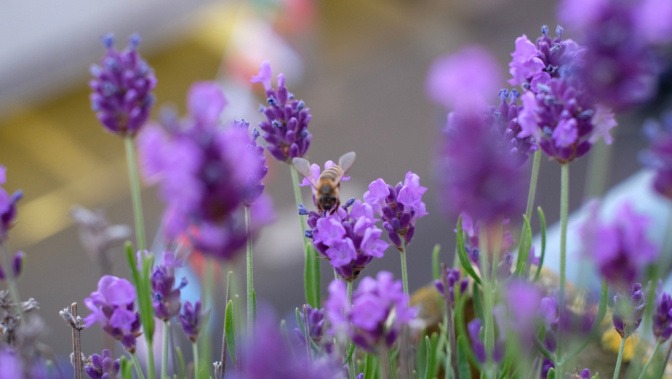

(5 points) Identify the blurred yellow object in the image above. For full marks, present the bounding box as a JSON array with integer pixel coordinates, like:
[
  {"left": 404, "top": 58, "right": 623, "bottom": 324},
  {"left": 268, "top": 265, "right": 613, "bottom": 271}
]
[{"left": 600, "top": 328, "right": 639, "bottom": 362}]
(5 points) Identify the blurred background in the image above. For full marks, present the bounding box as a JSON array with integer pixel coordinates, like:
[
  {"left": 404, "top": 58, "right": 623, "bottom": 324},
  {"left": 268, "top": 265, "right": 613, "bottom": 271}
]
[{"left": 0, "top": 0, "right": 648, "bottom": 363}]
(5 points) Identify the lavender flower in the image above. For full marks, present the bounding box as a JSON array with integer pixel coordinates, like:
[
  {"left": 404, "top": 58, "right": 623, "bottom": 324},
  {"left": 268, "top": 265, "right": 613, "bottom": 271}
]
[
  {"left": 467, "top": 319, "right": 503, "bottom": 363},
  {"left": 230, "top": 309, "right": 343, "bottom": 379},
  {"left": 232, "top": 120, "right": 268, "bottom": 207},
  {"left": 306, "top": 200, "right": 388, "bottom": 281},
  {"left": 296, "top": 304, "right": 327, "bottom": 348},
  {"left": 508, "top": 25, "right": 582, "bottom": 91},
  {"left": 325, "top": 271, "right": 417, "bottom": 352},
  {"left": 0, "top": 166, "right": 22, "bottom": 241},
  {"left": 83, "top": 275, "right": 141, "bottom": 352},
  {"left": 151, "top": 251, "right": 187, "bottom": 321},
  {"left": 0, "top": 348, "right": 22, "bottom": 378},
  {"left": 517, "top": 77, "right": 617, "bottom": 164},
  {"left": 138, "top": 82, "right": 272, "bottom": 260},
  {"left": 426, "top": 46, "right": 502, "bottom": 111},
  {"left": 438, "top": 111, "right": 527, "bottom": 224},
  {"left": 578, "top": 369, "right": 591, "bottom": 379},
  {"left": 653, "top": 284, "right": 672, "bottom": 342},
  {"left": 581, "top": 201, "right": 658, "bottom": 289},
  {"left": 252, "top": 61, "right": 312, "bottom": 163},
  {"left": 363, "top": 172, "right": 427, "bottom": 250},
  {"left": 434, "top": 267, "right": 468, "bottom": 306},
  {"left": 499, "top": 280, "right": 542, "bottom": 344},
  {"left": 0, "top": 251, "right": 23, "bottom": 281},
  {"left": 89, "top": 34, "right": 157, "bottom": 137},
  {"left": 179, "top": 300, "right": 207, "bottom": 343},
  {"left": 612, "top": 282, "right": 645, "bottom": 338},
  {"left": 487, "top": 89, "right": 537, "bottom": 164},
  {"left": 558, "top": 0, "right": 668, "bottom": 109},
  {"left": 84, "top": 349, "right": 120, "bottom": 379},
  {"left": 641, "top": 112, "right": 672, "bottom": 199}
]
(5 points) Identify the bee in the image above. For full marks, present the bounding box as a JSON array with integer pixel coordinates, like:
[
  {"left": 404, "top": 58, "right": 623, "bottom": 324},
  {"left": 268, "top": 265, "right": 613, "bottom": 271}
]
[{"left": 292, "top": 152, "right": 356, "bottom": 214}]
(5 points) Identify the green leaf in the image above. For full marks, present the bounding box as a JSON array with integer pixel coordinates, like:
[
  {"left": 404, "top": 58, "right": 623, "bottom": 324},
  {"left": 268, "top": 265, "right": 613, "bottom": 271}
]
[
  {"left": 432, "top": 244, "right": 442, "bottom": 281},
  {"left": 364, "top": 353, "right": 378, "bottom": 379},
  {"left": 304, "top": 242, "right": 319, "bottom": 308},
  {"left": 425, "top": 334, "right": 440, "bottom": 379},
  {"left": 455, "top": 216, "right": 481, "bottom": 286},
  {"left": 456, "top": 335, "right": 472, "bottom": 379},
  {"left": 125, "top": 242, "right": 154, "bottom": 343},
  {"left": 515, "top": 215, "right": 532, "bottom": 276},
  {"left": 533, "top": 207, "right": 547, "bottom": 281},
  {"left": 472, "top": 285, "right": 484, "bottom": 322},
  {"left": 175, "top": 346, "right": 186, "bottom": 379},
  {"left": 416, "top": 335, "right": 429, "bottom": 378},
  {"left": 120, "top": 356, "right": 132, "bottom": 379},
  {"left": 344, "top": 343, "right": 356, "bottom": 366},
  {"left": 546, "top": 367, "right": 556, "bottom": 379},
  {"left": 225, "top": 299, "right": 237, "bottom": 365}
]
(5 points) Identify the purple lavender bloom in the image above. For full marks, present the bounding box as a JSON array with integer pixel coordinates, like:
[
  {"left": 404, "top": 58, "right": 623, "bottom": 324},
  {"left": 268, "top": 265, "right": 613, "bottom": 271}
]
[
  {"left": 467, "top": 319, "right": 504, "bottom": 363},
  {"left": 500, "top": 280, "right": 542, "bottom": 343},
  {"left": 363, "top": 172, "right": 427, "bottom": 250},
  {"left": 508, "top": 25, "right": 583, "bottom": 91},
  {"left": 325, "top": 271, "right": 417, "bottom": 352},
  {"left": 434, "top": 267, "right": 468, "bottom": 306},
  {"left": 0, "top": 348, "right": 23, "bottom": 378},
  {"left": 541, "top": 358, "right": 555, "bottom": 378},
  {"left": 641, "top": 112, "right": 672, "bottom": 199},
  {"left": 559, "top": 0, "right": 665, "bottom": 109},
  {"left": 613, "top": 282, "right": 645, "bottom": 338},
  {"left": 581, "top": 201, "right": 658, "bottom": 289},
  {"left": 151, "top": 251, "right": 187, "bottom": 321},
  {"left": 437, "top": 111, "right": 527, "bottom": 224},
  {"left": 653, "top": 284, "right": 672, "bottom": 342},
  {"left": 517, "top": 77, "right": 617, "bottom": 164},
  {"left": 578, "top": 369, "right": 591, "bottom": 379},
  {"left": 306, "top": 200, "right": 388, "bottom": 281},
  {"left": 84, "top": 349, "right": 120, "bottom": 379},
  {"left": 252, "top": 61, "right": 312, "bottom": 163},
  {"left": 138, "top": 82, "right": 272, "bottom": 261},
  {"left": 426, "top": 46, "right": 502, "bottom": 111},
  {"left": 89, "top": 34, "right": 157, "bottom": 137},
  {"left": 0, "top": 166, "right": 22, "bottom": 241},
  {"left": 232, "top": 120, "right": 268, "bottom": 207},
  {"left": 296, "top": 304, "right": 328, "bottom": 348},
  {"left": 487, "top": 89, "right": 538, "bottom": 164},
  {"left": 179, "top": 300, "right": 207, "bottom": 343},
  {"left": 83, "top": 275, "right": 141, "bottom": 352},
  {"left": 230, "top": 309, "right": 343, "bottom": 379}
]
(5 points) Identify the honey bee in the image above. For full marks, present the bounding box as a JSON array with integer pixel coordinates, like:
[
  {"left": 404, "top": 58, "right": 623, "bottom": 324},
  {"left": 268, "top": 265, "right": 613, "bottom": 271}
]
[{"left": 292, "top": 152, "right": 356, "bottom": 214}]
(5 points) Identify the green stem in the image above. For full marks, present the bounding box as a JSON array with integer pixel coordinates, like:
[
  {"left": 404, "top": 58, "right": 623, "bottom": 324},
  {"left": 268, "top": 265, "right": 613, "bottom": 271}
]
[
  {"left": 147, "top": 339, "right": 156, "bottom": 379},
  {"left": 162, "top": 321, "right": 170, "bottom": 379},
  {"left": 399, "top": 241, "right": 409, "bottom": 295},
  {"left": 479, "top": 229, "right": 496, "bottom": 378},
  {"left": 612, "top": 337, "right": 627, "bottom": 379},
  {"left": 124, "top": 137, "right": 146, "bottom": 252},
  {"left": 347, "top": 281, "right": 356, "bottom": 379},
  {"left": 245, "top": 206, "right": 255, "bottom": 331},
  {"left": 636, "top": 340, "right": 662, "bottom": 379},
  {"left": 131, "top": 353, "right": 147, "bottom": 379},
  {"left": 290, "top": 165, "right": 320, "bottom": 307},
  {"left": 556, "top": 163, "right": 569, "bottom": 378},
  {"left": 525, "top": 150, "right": 542, "bottom": 221},
  {"left": 192, "top": 342, "right": 200, "bottom": 379}
]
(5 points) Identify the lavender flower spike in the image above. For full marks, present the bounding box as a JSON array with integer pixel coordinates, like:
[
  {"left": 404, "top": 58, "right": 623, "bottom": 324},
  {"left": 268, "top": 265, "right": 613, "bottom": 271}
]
[
  {"left": 84, "top": 349, "right": 120, "bottom": 379},
  {"left": 83, "top": 275, "right": 141, "bottom": 352},
  {"left": 641, "top": 112, "right": 672, "bottom": 199},
  {"left": 325, "top": 271, "right": 417, "bottom": 352},
  {"left": 306, "top": 200, "right": 388, "bottom": 281},
  {"left": 252, "top": 61, "right": 312, "bottom": 163},
  {"left": 0, "top": 165, "right": 22, "bottom": 241},
  {"left": 89, "top": 34, "right": 157, "bottom": 137},
  {"left": 363, "top": 172, "right": 428, "bottom": 250},
  {"left": 653, "top": 284, "right": 672, "bottom": 342},
  {"left": 179, "top": 300, "right": 207, "bottom": 343},
  {"left": 612, "top": 283, "right": 645, "bottom": 338},
  {"left": 151, "top": 251, "right": 187, "bottom": 321},
  {"left": 581, "top": 201, "right": 658, "bottom": 289}
]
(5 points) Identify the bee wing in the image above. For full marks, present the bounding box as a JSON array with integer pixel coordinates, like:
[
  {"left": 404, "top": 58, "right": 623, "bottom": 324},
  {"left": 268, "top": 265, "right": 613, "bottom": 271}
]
[
  {"left": 338, "top": 151, "right": 356, "bottom": 173},
  {"left": 292, "top": 157, "right": 318, "bottom": 187}
]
